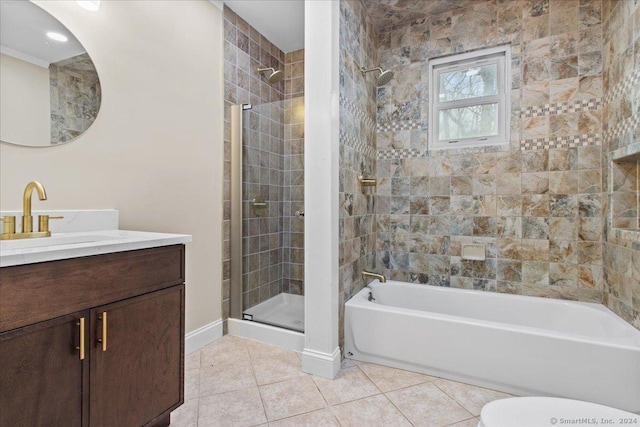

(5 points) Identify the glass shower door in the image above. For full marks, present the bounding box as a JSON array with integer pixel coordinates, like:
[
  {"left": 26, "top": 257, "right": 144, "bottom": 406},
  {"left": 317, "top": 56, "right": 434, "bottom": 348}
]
[{"left": 230, "top": 97, "right": 305, "bottom": 332}]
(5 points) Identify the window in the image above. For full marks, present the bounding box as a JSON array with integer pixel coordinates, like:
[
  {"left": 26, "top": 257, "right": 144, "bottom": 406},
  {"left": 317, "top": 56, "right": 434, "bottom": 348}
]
[{"left": 428, "top": 45, "right": 511, "bottom": 150}]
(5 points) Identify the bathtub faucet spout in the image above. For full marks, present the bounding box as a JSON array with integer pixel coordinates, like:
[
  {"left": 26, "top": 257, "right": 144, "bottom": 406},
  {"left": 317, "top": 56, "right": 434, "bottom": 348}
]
[{"left": 362, "top": 270, "right": 386, "bottom": 283}]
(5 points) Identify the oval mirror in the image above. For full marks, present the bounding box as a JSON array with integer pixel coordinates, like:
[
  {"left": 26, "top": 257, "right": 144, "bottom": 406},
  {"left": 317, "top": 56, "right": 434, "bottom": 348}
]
[{"left": 0, "top": 0, "right": 101, "bottom": 147}]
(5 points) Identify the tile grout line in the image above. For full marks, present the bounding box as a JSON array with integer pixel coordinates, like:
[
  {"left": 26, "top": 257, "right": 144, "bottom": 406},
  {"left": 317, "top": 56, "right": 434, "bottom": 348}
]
[
  {"left": 249, "top": 346, "right": 276, "bottom": 425},
  {"left": 354, "top": 364, "right": 416, "bottom": 426},
  {"left": 432, "top": 380, "right": 477, "bottom": 419}
]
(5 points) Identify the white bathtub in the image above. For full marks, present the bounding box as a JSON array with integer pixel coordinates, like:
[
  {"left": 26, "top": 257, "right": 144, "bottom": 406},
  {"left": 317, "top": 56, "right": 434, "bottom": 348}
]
[{"left": 344, "top": 281, "right": 640, "bottom": 413}]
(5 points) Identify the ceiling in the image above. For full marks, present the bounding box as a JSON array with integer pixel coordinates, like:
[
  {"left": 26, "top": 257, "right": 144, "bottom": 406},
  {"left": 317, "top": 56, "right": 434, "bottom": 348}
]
[
  {"left": 222, "top": 0, "right": 304, "bottom": 53},
  {"left": 0, "top": 0, "right": 86, "bottom": 67},
  {"left": 362, "top": 0, "right": 474, "bottom": 30},
  {"left": 217, "top": 0, "right": 474, "bottom": 54}
]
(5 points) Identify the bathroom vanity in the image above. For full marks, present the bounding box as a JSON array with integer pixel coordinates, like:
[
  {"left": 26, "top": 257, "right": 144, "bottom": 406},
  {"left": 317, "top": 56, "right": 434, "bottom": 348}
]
[{"left": 0, "top": 211, "right": 191, "bottom": 427}]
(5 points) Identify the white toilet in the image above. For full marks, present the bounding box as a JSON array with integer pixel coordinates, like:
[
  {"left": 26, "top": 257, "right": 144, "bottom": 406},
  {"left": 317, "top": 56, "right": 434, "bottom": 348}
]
[{"left": 478, "top": 397, "right": 639, "bottom": 427}]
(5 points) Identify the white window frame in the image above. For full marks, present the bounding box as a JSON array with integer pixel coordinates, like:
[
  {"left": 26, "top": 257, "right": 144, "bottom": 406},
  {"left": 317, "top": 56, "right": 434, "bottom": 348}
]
[{"left": 428, "top": 45, "right": 511, "bottom": 150}]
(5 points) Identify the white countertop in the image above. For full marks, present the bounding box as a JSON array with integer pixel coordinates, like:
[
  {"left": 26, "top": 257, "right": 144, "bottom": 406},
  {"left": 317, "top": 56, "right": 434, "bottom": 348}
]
[
  {"left": 0, "top": 229, "right": 192, "bottom": 267},
  {"left": 0, "top": 209, "right": 191, "bottom": 267}
]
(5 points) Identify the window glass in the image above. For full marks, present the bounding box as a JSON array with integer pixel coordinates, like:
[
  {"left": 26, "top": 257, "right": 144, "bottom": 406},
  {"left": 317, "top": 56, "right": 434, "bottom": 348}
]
[
  {"left": 438, "top": 104, "right": 499, "bottom": 141},
  {"left": 438, "top": 64, "right": 498, "bottom": 102},
  {"left": 429, "top": 45, "right": 510, "bottom": 149}
]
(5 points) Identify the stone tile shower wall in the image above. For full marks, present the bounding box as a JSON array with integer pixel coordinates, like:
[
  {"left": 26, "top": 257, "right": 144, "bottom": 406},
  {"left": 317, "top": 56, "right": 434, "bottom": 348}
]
[
  {"left": 602, "top": 0, "right": 640, "bottom": 329},
  {"left": 339, "top": 0, "right": 379, "bottom": 345},
  {"left": 222, "top": 6, "right": 285, "bottom": 322},
  {"left": 283, "top": 50, "right": 305, "bottom": 295},
  {"left": 49, "top": 53, "right": 100, "bottom": 144},
  {"left": 374, "top": 0, "right": 607, "bottom": 301}
]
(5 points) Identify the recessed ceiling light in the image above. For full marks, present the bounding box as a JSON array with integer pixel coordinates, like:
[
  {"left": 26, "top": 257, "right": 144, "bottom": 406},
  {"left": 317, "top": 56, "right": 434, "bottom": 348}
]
[
  {"left": 76, "top": 0, "right": 101, "bottom": 11},
  {"left": 46, "top": 32, "right": 68, "bottom": 42}
]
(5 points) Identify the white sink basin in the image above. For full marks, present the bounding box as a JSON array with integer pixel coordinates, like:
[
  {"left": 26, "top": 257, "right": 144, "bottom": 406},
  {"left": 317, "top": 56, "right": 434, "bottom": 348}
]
[{"left": 0, "top": 234, "right": 120, "bottom": 250}]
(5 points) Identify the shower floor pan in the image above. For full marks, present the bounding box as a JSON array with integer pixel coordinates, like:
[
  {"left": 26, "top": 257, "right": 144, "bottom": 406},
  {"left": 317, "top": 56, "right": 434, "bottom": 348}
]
[{"left": 243, "top": 292, "right": 304, "bottom": 332}]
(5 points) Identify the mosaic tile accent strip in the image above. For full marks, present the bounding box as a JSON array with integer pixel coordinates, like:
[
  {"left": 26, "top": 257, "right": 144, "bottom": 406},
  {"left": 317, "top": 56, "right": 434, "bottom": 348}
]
[
  {"left": 376, "top": 120, "right": 422, "bottom": 132},
  {"left": 339, "top": 95, "right": 376, "bottom": 131},
  {"left": 603, "top": 69, "right": 640, "bottom": 105},
  {"left": 517, "top": 98, "right": 601, "bottom": 119},
  {"left": 520, "top": 133, "right": 601, "bottom": 151},
  {"left": 339, "top": 130, "right": 377, "bottom": 158},
  {"left": 377, "top": 148, "right": 423, "bottom": 160},
  {"left": 604, "top": 111, "right": 640, "bottom": 143}
]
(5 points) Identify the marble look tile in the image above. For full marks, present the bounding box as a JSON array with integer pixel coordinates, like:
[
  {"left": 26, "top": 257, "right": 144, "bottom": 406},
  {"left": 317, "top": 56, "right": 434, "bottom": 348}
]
[
  {"left": 270, "top": 409, "right": 339, "bottom": 427},
  {"left": 260, "top": 376, "right": 326, "bottom": 421},
  {"left": 330, "top": 394, "right": 412, "bottom": 427},
  {"left": 198, "top": 387, "right": 266, "bottom": 427},
  {"left": 550, "top": 240, "right": 578, "bottom": 263},
  {"left": 386, "top": 382, "right": 473, "bottom": 427},
  {"left": 448, "top": 417, "right": 482, "bottom": 427},
  {"left": 313, "top": 366, "right": 380, "bottom": 405},
  {"left": 200, "top": 335, "right": 250, "bottom": 367},
  {"left": 169, "top": 398, "right": 199, "bottom": 427},
  {"left": 184, "top": 368, "right": 200, "bottom": 402},
  {"left": 435, "top": 379, "right": 511, "bottom": 416},
  {"left": 358, "top": 362, "right": 435, "bottom": 392},
  {"left": 522, "top": 173, "right": 550, "bottom": 195},
  {"left": 550, "top": 262, "right": 579, "bottom": 287},
  {"left": 522, "top": 261, "right": 550, "bottom": 285},
  {"left": 251, "top": 352, "right": 307, "bottom": 385},
  {"left": 185, "top": 350, "right": 201, "bottom": 371},
  {"left": 199, "top": 358, "right": 256, "bottom": 397}
]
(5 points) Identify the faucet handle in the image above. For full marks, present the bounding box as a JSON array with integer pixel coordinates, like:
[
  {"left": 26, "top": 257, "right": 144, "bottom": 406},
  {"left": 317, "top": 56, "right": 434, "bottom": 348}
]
[
  {"left": 38, "top": 215, "right": 64, "bottom": 234},
  {"left": 0, "top": 216, "right": 16, "bottom": 235}
]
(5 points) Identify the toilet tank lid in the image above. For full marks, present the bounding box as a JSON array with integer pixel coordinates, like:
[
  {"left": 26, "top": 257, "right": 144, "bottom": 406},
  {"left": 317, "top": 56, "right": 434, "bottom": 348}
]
[{"left": 480, "top": 397, "right": 638, "bottom": 427}]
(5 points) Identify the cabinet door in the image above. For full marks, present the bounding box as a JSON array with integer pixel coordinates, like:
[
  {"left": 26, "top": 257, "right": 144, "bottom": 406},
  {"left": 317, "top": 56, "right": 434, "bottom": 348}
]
[
  {"left": 89, "top": 285, "right": 184, "bottom": 427},
  {"left": 0, "top": 312, "right": 87, "bottom": 427}
]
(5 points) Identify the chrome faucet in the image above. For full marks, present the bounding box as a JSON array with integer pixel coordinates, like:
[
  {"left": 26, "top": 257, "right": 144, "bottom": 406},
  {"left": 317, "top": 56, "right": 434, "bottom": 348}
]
[
  {"left": 362, "top": 270, "right": 386, "bottom": 283},
  {"left": 22, "top": 181, "right": 47, "bottom": 233}
]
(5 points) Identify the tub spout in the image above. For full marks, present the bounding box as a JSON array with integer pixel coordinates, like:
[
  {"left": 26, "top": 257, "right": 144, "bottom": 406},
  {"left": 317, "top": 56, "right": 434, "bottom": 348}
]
[{"left": 362, "top": 270, "right": 386, "bottom": 283}]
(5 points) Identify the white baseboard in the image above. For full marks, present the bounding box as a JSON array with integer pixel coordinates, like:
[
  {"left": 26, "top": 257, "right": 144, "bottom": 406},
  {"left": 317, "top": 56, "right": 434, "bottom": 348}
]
[
  {"left": 227, "top": 318, "right": 304, "bottom": 352},
  {"left": 185, "top": 318, "right": 223, "bottom": 354},
  {"left": 301, "top": 346, "right": 341, "bottom": 379}
]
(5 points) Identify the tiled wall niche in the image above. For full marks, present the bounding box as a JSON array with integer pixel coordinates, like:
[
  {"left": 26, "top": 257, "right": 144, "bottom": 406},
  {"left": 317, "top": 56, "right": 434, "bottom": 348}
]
[
  {"left": 374, "top": 0, "right": 606, "bottom": 302},
  {"left": 602, "top": 0, "right": 640, "bottom": 329}
]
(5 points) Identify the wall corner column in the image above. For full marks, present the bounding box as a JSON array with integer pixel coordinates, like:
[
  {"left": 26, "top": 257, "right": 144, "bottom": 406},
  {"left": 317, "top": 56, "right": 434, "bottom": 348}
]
[{"left": 302, "top": 0, "right": 341, "bottom": 379}]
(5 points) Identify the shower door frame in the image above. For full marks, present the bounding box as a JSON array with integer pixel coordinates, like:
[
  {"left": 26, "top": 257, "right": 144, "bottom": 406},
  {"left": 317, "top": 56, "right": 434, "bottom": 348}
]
[{"left": 229, "top": 103, "right": 251, "bottom": 320}]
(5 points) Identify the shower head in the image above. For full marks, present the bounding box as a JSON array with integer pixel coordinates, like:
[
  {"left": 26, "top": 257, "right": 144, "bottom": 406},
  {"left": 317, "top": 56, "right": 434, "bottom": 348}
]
[
  {"left": 257, "top": 67, "right": 284, "bottom": 84},
  {"left": 376, "top": 69, "right": 395, "bottom": 86},
  {"left": 360, "top": 66, "right": 394, "bottom": 87}
]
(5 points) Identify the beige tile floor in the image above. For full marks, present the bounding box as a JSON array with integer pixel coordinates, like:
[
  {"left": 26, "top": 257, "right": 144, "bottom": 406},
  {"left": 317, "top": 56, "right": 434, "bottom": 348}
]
[{"left": 170, "top": 335, "right": 511, "bottom": 427}]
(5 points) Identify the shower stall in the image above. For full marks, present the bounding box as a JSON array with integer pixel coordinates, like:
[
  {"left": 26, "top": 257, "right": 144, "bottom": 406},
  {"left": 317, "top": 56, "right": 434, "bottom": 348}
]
[{"left": 230, "top": 97, "right": 305, "bottom": 333}]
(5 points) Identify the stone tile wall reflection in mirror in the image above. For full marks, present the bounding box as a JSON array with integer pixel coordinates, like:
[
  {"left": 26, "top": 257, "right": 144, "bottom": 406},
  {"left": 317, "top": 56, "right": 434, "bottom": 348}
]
[{"left": 0, "top": 0, "right": 101, "bottom": 147}]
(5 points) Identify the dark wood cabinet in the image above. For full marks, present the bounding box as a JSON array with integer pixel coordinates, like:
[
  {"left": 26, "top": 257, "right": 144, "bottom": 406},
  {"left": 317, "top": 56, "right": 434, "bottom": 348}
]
[
  {"left": 0, "top": 312, "right": 86, "bottom": 427},
  {"left": 90, "top": 287, "right": 184, "bottom": 427},
  {"left": 0, "top": 245, "right": 185, "bottom": 427}
]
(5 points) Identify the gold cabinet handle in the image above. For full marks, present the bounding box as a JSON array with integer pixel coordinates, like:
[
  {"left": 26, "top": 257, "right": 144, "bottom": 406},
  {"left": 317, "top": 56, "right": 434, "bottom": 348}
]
[
  {"left": 98, "top": 312, "right": 107, "bottom": 352},
  {"left": 76, "top": 317, "right": 85, "bottom": 360}
]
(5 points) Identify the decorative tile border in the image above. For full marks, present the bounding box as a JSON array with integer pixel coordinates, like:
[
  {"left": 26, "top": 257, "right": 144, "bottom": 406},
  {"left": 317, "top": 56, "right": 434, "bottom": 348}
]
[
  {"left": 339, "top": 130, "right": 377, "bottom": 158},
  {"left": 603, "top": 69, "right": 640, "bottom": 105},
  {"left": 377, "top": 148, "right": 423, "bottom": 160},
  {"left": 517, "top": 98, "right": 601, "bottom": 119},
  {"left": 603, "top": 111, "right": 640, "bottom": 143},
  {"left": 339, "top": 95, "right": 376, "bottom": 131},
  {"left": 376, "top": 120, "right": 422, "bottom": 132},
  {"left": 520, "top": 133, "right": 601, "bottom": 151}
]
